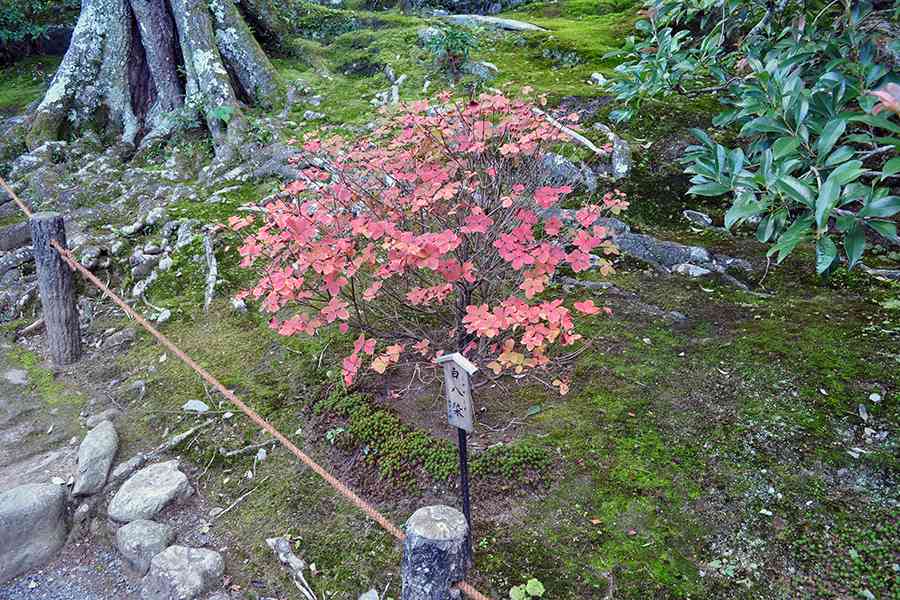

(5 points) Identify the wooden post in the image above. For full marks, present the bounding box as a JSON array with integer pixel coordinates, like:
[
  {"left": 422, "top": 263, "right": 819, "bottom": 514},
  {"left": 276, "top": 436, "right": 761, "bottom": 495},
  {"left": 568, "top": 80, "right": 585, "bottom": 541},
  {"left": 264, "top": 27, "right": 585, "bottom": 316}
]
[
  {"left": 30, "top": 212, "right": 81, "bottom": 366},
  {"left": 401, "top": 505, "right": 468, "bottom": 600}
]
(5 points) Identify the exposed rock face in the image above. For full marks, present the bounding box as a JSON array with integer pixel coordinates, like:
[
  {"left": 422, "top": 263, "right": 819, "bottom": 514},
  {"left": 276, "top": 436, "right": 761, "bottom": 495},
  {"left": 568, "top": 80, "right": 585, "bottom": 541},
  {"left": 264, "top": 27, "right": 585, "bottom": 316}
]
[
  {"left": 541, "top": 153, "right": 597, "bottom": 193},
  {"left": 108, "top": 460, "right": 193, "bottom": 523},
  {"left": 141, "top": 545, "right": 224, "bottom": 600},
  {"left": 73, "top": 420, "right": 119, "bottom": 496},
  {"left": 440, "top": 13, "right": 540, "bottom": 28},
  {"left": 0, "top": 484, "right": 68, "bottom": 583},
  {"left": 116, "top": 519, "right": 176, "bottom": 575},
  {"left": 0, "top": 222, "right": 31, "bottom": 251}
]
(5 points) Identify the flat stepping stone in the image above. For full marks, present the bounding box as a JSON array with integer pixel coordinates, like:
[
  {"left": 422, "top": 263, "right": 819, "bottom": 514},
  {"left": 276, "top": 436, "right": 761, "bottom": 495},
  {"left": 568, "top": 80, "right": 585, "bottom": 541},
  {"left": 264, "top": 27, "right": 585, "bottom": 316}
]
[
  {"left": 108, "top": 460, "right": 193, "bottom": 523},
  {"left": 141, "top": 545, "right": 224, "bottom": 600},
  {"left": 116, "top": 519, "right": 176, "bottom": 575},
  {"left": 73, "top": 420, "right": 119, "bottom": 496},
  {"left": 0, "top": 484, "right": 68, "bottom": 583},
  {"left": 441, "top": 14, "right": 546, "bottom": 32}
]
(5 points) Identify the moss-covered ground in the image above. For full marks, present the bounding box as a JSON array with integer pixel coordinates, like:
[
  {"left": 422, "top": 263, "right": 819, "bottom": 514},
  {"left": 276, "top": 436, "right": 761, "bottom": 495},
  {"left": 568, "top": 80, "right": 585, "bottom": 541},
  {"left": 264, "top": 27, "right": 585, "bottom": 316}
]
[{"left": 1, "top": 0, "right": 898, "bottom": 598}]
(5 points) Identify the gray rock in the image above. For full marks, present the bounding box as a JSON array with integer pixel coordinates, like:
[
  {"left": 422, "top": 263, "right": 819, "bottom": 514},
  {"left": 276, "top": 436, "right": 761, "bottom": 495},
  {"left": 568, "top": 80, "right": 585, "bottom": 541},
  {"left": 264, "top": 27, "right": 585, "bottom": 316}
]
[
  {"left": 182, "top": 400, "right": 209, "bottom": 414},
  {"left": 146, "top": 207, "right": 167, "bottom": 227},
  {"left": 85, "top": 408, "right": 124, "bottom": 428},
  {"left": 116, "top": 519, "right": 176, "bottom": 575},
  {"left": 463, "top": 60, "right": 499, "bottom": 80},
  {"left": 303, "top": 110, "right": 325, "bottom": 121},
  {"left": 683, "top": 210, "right": 713, "bottom": 227},
  {"left": 79, "top": 245, "right": 104, "bottom": 270},
  {"left": 141, "top": 545, "right": 224, "bottom": 600},
  {"left": 0, "top": 484, "right": 68, "bottom": 583},
  {"left": 0, "top": 222, "right": 31, "bottom": 251},
  {"left": 132, "top": 255, "right": 161, "bottom": 279},
  {"left": 441, "top": 14, "right": 545, "bottom": 31},
  {"left": 615, "top": 233, "right": 711, "bottom": 268},
  {"left": 672, "top": 263, "right": 712, "bottom": 278},
  {"left": 540, "top": 153, "right": 597, "bottom": 193},
  {"left": 590, "top": 72, "right": 607, "bottom": 86},
  {"left": 105, "top": 328, "right": 137, "bottom": 349},
  {"left": 175, "top": 221, "right": 198, "bottom": 250},
  {"left": 158, "top": 256, "right": 174, "bottom": 272},
  {"left": 359, "top": 590, "right": 379, "bottom": 600},
  {"left": 592, "top": 123, "right": 632, "bottom": 180},
  {"left": 108, "top": 460, "right": 193, "bottom": 523},
  {"left": 417, "top": 26, "right": 441, "bottom": 46},
  {"left": 73, "top": 420, "right": 119, "bottom": 496}
]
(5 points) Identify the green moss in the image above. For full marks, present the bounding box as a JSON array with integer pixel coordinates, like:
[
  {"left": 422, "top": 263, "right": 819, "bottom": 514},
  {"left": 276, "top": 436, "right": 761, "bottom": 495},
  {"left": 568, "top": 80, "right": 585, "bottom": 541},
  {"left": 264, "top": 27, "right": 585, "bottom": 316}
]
[
  {"left": 7, "top": 346, "right": 83, "bottom": 407},
  {"left": 0, "top": 56, "right": 59, "bottom": 114},
  {"left": 316, "top": 389, "right": 551, "bottom": 485}
]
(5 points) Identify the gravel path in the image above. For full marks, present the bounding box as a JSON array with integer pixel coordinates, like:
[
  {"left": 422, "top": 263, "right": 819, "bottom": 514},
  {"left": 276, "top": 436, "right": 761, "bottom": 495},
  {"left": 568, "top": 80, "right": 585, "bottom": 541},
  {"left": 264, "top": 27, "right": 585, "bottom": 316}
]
[{"left": 0, "top": 544, "right": 139, "bottom": 600}]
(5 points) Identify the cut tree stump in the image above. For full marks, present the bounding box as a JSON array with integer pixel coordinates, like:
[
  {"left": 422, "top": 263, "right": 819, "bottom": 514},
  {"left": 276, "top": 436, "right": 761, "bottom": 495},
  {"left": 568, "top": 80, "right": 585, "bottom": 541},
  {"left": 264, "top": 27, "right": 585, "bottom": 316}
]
[{"left": 30, "top": 212, "right": 81, "bottom": 366}]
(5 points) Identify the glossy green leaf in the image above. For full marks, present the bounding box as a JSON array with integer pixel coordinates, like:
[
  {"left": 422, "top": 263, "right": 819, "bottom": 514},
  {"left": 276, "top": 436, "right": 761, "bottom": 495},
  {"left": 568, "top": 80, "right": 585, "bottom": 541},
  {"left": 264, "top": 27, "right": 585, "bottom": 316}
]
[
  {"left": 843, "top": 225, "right": 865, "bottom": 269},
  {"left": 689, "top": 182, "right": 730, "bottom": 196},
  {"left": 816, "top": 236, "right": 838, "bottom": 274},
  {"left": 816, "top": 118, "right": 847, "bottom": 157}
]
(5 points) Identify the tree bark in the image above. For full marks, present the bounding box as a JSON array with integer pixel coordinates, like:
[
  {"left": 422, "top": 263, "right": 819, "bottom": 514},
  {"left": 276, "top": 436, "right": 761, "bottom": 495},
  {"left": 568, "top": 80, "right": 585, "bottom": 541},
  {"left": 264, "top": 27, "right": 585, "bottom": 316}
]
[
  {"left": 25, "top": 0, "right": 281, "bottom": 153},
  {"left": 30, "top": 213, "right": 82, "bottom": 366}
]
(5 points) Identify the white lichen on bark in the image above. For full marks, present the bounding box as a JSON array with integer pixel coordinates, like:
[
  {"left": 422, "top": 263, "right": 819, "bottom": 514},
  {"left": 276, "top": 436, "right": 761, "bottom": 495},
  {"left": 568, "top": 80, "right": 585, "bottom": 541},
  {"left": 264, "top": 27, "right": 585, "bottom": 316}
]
[{"left": 26, "top": 0, "right": 281, "bottom": 152}]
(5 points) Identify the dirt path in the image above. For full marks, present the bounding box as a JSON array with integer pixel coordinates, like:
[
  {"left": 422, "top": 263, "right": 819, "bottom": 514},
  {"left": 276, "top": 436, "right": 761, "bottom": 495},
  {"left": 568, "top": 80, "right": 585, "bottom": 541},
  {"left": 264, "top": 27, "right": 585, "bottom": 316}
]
[{"left": 0, "top": 340, "right": 143, "bottom": 599}]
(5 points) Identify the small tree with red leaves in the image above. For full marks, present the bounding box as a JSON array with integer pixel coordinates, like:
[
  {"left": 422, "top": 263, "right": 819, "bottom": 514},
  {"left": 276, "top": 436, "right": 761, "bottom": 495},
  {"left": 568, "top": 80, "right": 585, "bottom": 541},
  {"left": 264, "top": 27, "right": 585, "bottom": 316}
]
[{"left": 230, "top": 92, "right": 627, "bottom": 392}]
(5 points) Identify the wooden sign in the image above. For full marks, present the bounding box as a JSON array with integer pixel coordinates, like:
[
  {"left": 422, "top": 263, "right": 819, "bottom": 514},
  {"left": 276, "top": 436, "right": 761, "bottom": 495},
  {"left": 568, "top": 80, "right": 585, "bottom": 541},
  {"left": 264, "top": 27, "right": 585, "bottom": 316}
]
[{"left": 436, "top": 352, "right": 478, "bottom": 433}]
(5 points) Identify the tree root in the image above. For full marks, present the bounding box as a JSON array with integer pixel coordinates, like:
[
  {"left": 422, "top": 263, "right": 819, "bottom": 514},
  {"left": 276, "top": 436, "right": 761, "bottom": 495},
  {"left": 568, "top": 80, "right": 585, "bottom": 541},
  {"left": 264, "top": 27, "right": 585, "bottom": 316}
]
[{"left": 26, "top": 0, "right": 280, "bottom": 154}]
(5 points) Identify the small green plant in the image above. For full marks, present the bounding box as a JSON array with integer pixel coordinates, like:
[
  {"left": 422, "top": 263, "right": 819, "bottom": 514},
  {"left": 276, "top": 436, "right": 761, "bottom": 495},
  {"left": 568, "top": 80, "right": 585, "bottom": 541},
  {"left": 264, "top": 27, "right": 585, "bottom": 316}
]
[
  {"left": 510, "top": 578, "right": 546, "bottom": 600},
  {"left": 424, "top": 26, "right": 478, "bottom": 77},
  {"left": 324, "top": 426, "right": 346, "bottom": 446}
]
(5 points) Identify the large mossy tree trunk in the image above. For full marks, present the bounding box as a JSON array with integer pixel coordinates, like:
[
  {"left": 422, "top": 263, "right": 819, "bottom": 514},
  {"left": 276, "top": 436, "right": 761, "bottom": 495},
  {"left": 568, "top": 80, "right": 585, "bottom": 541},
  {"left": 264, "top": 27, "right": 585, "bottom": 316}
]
[{"left": 25, "top": 0, "right": 281, "bottom": 156}]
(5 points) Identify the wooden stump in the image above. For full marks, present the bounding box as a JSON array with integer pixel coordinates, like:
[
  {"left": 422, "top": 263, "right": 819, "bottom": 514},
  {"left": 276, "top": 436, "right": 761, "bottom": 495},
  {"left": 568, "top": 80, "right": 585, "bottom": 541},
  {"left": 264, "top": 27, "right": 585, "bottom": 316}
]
[
  {"left": 401, "top": 505, "right": 468, "bottom": 600},
  {"left": 30, "top": 212, "right": 81, "bottom": 366}
]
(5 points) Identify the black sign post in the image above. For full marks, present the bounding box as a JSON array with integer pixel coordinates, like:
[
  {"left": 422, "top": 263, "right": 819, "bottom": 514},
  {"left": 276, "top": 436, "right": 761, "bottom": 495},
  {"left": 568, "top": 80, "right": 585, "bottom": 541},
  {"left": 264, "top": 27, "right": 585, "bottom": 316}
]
[{"left": 437, "top": 352, "right": 478, "bottom": 563}]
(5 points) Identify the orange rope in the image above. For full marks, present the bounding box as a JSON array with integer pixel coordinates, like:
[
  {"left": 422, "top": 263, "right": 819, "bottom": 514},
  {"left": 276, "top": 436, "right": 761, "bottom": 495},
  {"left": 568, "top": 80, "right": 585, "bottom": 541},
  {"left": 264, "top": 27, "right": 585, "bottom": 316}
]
[{"left": 0, "top": 174, "right": 492, "bottom": 600}]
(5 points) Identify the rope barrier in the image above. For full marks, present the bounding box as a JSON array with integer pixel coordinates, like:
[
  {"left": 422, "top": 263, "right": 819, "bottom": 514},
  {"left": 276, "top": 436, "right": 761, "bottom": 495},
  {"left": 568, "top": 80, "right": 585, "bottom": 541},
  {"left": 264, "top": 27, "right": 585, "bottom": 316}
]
[{"left": 0, "top": 175, "right": 492, "bottom": 600}]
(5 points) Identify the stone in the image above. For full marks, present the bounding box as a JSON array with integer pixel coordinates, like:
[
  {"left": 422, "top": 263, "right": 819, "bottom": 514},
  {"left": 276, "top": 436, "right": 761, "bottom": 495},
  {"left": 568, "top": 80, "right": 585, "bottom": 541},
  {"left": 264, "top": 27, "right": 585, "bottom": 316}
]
[
  {"left": 141, "top": 545, "right": 224, "bottom": 600},
  {"left": 590, "top": 72, "right": 607, "bottom": 86},
  {"left": 462, "top": 60, "right": 499, "bottom": 80},
  {"left": 0, "top": 484, "right": 68, "bottom": 583},
  {"left": 417, "top": 26, "right": 441, "bottom": 46},
  {"left": 540, "top": 153, "right": 597, "bottom": 193},
  {"left": 683, "top": 210, "right": 713, "bottom": 227},
  {"left": 133, "top": 254, "right": 161, "bottom": 279},
  {"left": 108, "top": 460, "right": 193, "bottom": 523},
  {"left": 85, "top": 407, "right": 124, "bottom": 428},
  {"left": 182, "top": 400, "right": 209, "bottom": 413},
  {"left": 105, "top": 328, "right": 137, "bottom": 349},
  {"left": 592, "top": 123, "right": 632, "bottom": 180},
  {"left": 0, "top": 222, "right": 31, "bottom": 251},
  {"left": 441, "top": 14, "right": 545, "bottom": 32},
  {"left": 79, "top": 245, "right": 104, "bottom": 270},
  {"left": 672, "top": 263, "right": 712, "bottom": 278},
  {"left": 145, "top": 207, "right": 167, "bottom": 227},
  {"left": 615, "top": 233, "right": 711, "bottom": 268},
  {"left": 116, "top": 519, "right": 176, "bottom": 575},
  {"left": 73, "top": 420, "right": 119, "bottom": 496},
  {"left": 303, "top": 110, "right": 325, "bottom": 121},
  {"left": 158, "top": 256, "right": 174, "bottom": 272},
  {"left": 359, "top": 590, "right": 379, "bottom": 600},
  {"left": 401, "top": 505, "right": 468, "bottom": 600}
]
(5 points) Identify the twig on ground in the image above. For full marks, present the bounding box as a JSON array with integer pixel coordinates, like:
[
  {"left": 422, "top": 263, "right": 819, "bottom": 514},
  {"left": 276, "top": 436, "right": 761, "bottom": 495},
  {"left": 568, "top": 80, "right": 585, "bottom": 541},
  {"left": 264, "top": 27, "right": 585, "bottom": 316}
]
[
  {"left": 266, "top": 536, "right": 317, "bottom": 600},
  {"left": 212, "top": 482, "right": 265, "bottom": 522},
  {"left": 219, "top": 440, "right": 275, "bottom": 458},
  {"left": 15, "top": 318, "right": 45, "bottom": 338}
]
